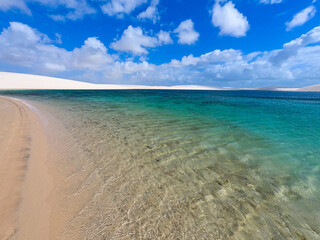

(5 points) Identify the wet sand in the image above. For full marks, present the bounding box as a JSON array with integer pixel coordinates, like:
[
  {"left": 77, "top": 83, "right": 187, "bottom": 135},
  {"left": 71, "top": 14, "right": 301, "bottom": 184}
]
[{"left": 0, "top": 97, "right": 53, "bottom": 239}]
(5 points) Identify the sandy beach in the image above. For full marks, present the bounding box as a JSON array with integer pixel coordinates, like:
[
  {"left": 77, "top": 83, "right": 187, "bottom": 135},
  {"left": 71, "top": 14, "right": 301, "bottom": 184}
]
[{"left": 0, "top": 97, "right": 53, "bottom": 240}]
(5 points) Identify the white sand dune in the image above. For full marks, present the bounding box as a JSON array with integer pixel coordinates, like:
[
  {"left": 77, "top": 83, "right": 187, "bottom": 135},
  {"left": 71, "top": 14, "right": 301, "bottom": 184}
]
[
  {"left": 243, "top": 86, "right": 300, "bottom": 91},
  {"left": 1, "top": 72, "right": 319, "bottom": 91},
  {"left": 0, "top": 72, "right": 222, "bottom": 90},
  {"left": 299, "top": 84, "right": 320, "bottom": 92}
]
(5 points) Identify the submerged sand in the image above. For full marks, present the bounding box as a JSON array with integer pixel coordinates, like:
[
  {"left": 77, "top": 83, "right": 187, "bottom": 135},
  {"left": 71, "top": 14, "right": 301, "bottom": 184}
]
[{"left": 0, "top": 97, "right": 53, "bottom": 239}]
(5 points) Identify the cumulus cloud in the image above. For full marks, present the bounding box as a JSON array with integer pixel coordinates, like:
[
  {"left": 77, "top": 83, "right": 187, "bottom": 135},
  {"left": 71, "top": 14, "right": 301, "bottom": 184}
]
[
  {"left": 1, "top": 22, "right": 320, "bottom": 87},
  {"left": 142, "top": 49, "right": 248, "bottom": 85},
  {"left": 0, "top": 22, "right": 114, "bottom": 72},
  {"left": 137, "top": 0, "right": 159, "bottom": 23},
  {"left": 174, "top": 19, "right": 199, "bottom": 45},
  {"left": 110, "top": 26, "right": 171, "bottom": 55},
  {"left": 106, "top": 60, "right": 155, "bottom": 80},
  {"left": 115, "top": 25, "right": 320, "bottom": 87},
  {"left": 44, "top": 0, "right": 96, "bottom": 21},
  {"left": 129, "top": 48, "right": 310, "bottom": 87},
  {"left": 1, "top": 0, "right": 158, "bottom": 21},
  {"left": 0, "top": 0, "right": 31, "bottom": 15},
  {"left": 110, "top": 26, "right": 159, "bottom": 55},
  {"left": 286, "top": 6, "right": 316, "bottom": 31},
  {"left": 0, "top": 0, "right": 96, "bottom": 20},
  {"left": 271, "top": 26, "right": 320, "bottom": 65},
  {"left": 157, "top": 30, "right": 173, "bottom": 45},
  {"left": 260, "top": 0, "right": 282, "bottom": 4},
  {"left": 72, "top": 37, "right": 114, "bottom": 69},
  {"left": 34, "top": 0, "right": 96, "bottom": 21},
  {"left": 0, "top": 22, "right": 68, "bottom": 71},
  {"left": 212, "top": 1, "right": 249, "bottom": 37},
  {"left": 142, "top": 26, "right": 320, "bottom": 86},
  {"left": 101, "top": 0, "right": 147, "bottom": 16}
]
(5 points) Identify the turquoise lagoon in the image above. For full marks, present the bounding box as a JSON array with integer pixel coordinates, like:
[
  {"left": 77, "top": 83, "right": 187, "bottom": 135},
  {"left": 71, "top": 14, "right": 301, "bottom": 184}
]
[{"left": 1, "top": 90, "right": 320, "bottom": 239}]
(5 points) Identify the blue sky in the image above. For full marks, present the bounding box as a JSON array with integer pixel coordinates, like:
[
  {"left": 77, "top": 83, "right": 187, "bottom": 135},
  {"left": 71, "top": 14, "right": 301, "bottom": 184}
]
[{"left": 0, "top": 0, "right": 320, "bottom": 87}]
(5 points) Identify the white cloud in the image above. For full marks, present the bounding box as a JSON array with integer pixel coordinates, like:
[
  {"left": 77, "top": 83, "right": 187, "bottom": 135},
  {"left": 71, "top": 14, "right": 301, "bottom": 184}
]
[
  {"left": 0, "top": 22, "right": 114, "bottom": 72},
  {"left": 260, "top": 0, "right": 282, "bottom": 4},
  {"left": 212, "top": 1, "right": 249, "bottom": 37},
  {"left": 137, "top": 0, "right": 159, "bottom": 23},
  {"left": 117, "top": 26, "right": 320, "bottom": 87},
  {"left": 174, "top": 19, "right": 199, "bottom": 45},
  {"left": 157, "top": 30, "right": 173, "bottom": 45},
  {"left": 1, "top": 22, "right": 320, "bottom": 87},
  {"left": 0, "top": 0, "right": 96, "bottom": 20},
  {"left": 271, "top": 26, "right": 320, "bottom": 65},
  {"left": 110, "top": 26, "right": 172, "bottom": 55},
  {"left": 110, "top": 25, "right": 159, "bottom": 55},
  {"left": 34, "top": 0, "right": 96, "bottom": 20},
  {"left": 72, "top": 37, "right": 114, "bottom": 69},
  {"left": 106, "top": 60, "right": 155, "bottom": 80},
  {"left": 0, "top": 22, "right": 47, "bottom": 44},
  {"left": 101, "top": 0, "right": 147, "bottom": 16},
  {"left": 0, "top": 0, "right": 31, "bottom": 14},
  {"left": 0, "top": 22, "right": 68, "bottom": 71},
  {"left": 286, "top": 6, "right": 316, "bottom": 31},
  {"left": 126, "top": 25, "right": 320, "bottom": 87}
]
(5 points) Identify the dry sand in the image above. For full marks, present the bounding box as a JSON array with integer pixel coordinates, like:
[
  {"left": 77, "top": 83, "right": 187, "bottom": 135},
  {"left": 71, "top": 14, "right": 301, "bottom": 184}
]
[
  {"left": 1, "top": 71, "right": 320, "bottom": 91},
  {"left": 0, "top": 97, "right": 53, "bottom": 240},
  {"left": 299, "top": 84, "right": 320, "bottom": 92},
  {"left": 1, "top": 71, "right": 318, "bottom": 91},
  {"left": 0, "top": 72, "right": 222, "bottom": 90}
]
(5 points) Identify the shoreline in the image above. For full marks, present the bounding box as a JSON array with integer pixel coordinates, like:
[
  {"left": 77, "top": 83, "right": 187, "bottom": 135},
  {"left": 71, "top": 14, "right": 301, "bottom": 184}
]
[{"left": 0, "top": 96, "right": 53, "bottom": 239}]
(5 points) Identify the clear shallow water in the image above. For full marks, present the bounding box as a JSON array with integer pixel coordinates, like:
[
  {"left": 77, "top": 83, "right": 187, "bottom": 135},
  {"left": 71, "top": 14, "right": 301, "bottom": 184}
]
[{"left": 1, "top": 90, "right": 320, "bottom": 239}]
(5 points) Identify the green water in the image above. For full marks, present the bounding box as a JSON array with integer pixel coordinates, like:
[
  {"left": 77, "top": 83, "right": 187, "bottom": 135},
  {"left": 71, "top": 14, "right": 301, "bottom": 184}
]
[{"left": 1, "top": 90, "right": 320, "bottom": 239}]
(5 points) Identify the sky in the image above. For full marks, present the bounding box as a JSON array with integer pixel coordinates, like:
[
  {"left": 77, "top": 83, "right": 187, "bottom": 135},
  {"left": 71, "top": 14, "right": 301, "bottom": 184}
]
[{"left": 0, "top": 0, "right": 320, "bottom": 87}]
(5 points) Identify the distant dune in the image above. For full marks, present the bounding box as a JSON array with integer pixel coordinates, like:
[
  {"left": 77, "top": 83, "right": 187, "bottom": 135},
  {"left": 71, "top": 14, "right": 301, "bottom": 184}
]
[
  {"left": 0, "top": 72, "right": 221, "bottom": 91},
  {"left": 0, "top": 72, "right": 319, "bottom": 91},
  {"left": 252, "top": 86, "right": 300, "bottom": 91},
  {"left": 299, "top": 84, "right": 320, "bottom": 92}
]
